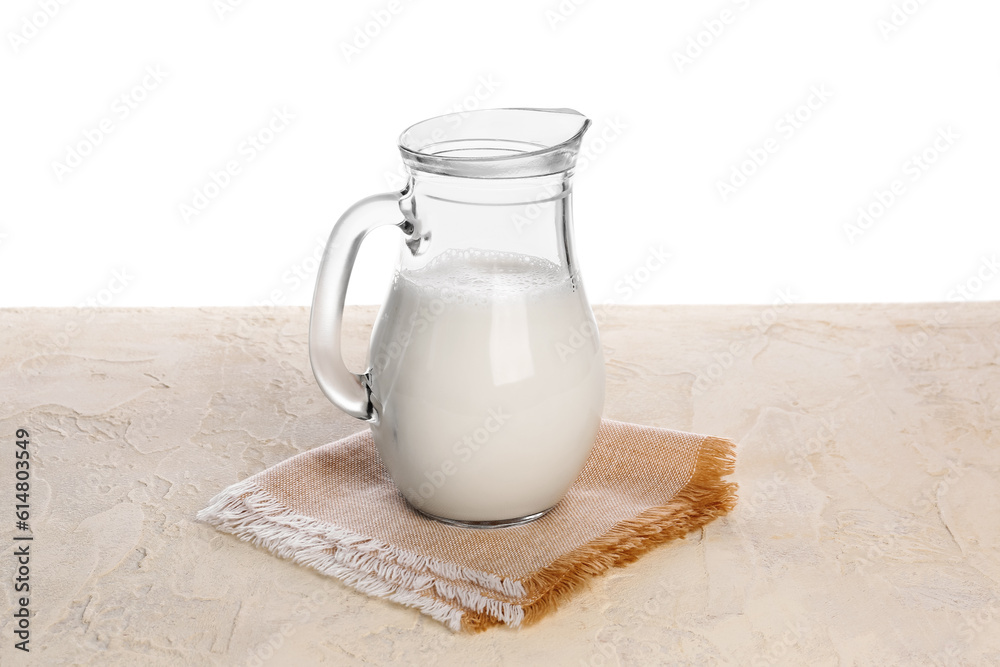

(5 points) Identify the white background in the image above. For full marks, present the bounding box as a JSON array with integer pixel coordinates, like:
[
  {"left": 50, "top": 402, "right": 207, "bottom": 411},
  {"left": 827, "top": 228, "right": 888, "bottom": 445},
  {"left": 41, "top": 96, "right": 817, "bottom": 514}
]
[{"left": 2, "top": 0, "right": 998, "bottom": 308}]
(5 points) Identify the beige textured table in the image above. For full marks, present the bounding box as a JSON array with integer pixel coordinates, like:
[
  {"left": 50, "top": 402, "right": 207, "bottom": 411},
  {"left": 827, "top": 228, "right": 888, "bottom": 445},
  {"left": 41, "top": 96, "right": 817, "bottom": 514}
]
[{"left": 1, "top": 304, "right": 998, "bottom": 666}]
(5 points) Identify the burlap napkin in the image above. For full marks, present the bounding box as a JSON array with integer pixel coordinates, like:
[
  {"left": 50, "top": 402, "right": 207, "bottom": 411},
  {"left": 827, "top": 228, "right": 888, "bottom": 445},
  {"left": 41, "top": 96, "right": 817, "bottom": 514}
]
[{"left": 198, "top": 419, "right": 737, "bottom": 631}]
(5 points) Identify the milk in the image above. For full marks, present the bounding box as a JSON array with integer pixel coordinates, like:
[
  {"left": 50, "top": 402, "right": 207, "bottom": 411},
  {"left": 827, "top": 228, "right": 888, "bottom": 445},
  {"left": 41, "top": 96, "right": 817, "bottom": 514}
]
[{"left": 368, "top": 249, "right": 605, "bottom": 523}]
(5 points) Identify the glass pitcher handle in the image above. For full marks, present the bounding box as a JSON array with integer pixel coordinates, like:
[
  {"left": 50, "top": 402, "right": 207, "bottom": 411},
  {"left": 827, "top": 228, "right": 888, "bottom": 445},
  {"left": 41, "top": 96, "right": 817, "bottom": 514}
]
[{"left": 309, "top": 191, "right": 404, "bottom": 421}]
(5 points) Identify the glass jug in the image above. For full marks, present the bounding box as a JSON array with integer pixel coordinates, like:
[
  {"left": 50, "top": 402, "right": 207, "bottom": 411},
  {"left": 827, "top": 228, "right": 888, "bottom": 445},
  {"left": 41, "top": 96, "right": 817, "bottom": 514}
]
[{"left": 310, "top": 108, "right": 605, "bottom": 528}]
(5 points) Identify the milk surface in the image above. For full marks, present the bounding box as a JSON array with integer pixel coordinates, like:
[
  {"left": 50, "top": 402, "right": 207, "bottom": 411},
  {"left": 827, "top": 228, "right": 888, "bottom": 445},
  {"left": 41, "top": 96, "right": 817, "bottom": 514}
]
[{"left": 368, "top": 249, "right": 605, "bottom": 522}]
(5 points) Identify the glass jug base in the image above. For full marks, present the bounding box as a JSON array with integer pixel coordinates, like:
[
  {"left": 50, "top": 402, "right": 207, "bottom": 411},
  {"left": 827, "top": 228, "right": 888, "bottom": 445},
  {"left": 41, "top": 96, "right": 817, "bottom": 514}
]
[{"left": 408, "top": 504, "right": 555, "bottom": 529}]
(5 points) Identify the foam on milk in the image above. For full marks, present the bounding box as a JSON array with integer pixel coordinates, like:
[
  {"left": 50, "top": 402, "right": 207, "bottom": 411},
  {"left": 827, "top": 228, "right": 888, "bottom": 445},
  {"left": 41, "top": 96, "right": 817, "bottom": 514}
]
[
  {"left": 394, "top": 249, "right": 575, "bottom": 304},
  {"left": 368, "top": 248, "right": 606, "bottom": 522}
]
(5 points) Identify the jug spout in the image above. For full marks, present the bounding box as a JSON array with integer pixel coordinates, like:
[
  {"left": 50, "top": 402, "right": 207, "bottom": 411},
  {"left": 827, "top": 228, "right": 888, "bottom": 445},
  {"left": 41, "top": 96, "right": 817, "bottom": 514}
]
[{"left": 398, "top": 108, "right": 591, "bottom": 179}]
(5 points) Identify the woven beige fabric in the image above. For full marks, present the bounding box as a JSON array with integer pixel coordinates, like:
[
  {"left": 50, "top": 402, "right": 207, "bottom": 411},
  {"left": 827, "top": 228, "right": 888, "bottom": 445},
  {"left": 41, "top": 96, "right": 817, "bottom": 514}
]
[{"left": 199, "top": 419, "right": 737, "bottom": 631}]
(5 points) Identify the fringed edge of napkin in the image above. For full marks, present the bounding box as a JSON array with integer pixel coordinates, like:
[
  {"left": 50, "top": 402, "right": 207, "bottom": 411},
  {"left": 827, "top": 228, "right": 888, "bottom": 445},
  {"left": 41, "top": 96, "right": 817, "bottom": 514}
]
[
  {"left": 198, "top": 432, "right": 737, "bottom": 633},
  {"left": 459, "top": 434, "right": 739, "bottom": 632},
  {"left": 197, "top": 478, "right": 522, "bottom": 631}
]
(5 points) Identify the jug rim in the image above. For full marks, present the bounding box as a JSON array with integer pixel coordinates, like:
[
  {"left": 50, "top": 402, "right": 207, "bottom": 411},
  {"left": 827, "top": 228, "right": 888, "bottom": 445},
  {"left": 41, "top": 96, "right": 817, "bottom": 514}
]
[{"left": 398, "top": 107, "right": 591, "bottom": 179}]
